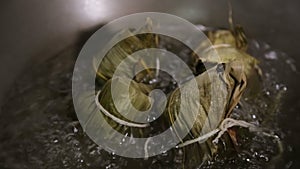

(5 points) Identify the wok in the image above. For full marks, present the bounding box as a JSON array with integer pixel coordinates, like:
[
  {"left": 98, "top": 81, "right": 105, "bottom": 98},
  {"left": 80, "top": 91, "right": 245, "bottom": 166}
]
[{"left": 0, "top": 0, "right": 299, "bottom": 168}]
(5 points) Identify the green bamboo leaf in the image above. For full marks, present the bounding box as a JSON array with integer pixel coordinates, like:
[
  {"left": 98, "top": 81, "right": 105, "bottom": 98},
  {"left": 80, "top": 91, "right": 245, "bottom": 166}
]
[
  {"left": 94, "top": 19, "right": 158, "bottom": 81},
  {"left": 164, "top": 61, "right": 247, "bottom": 158}
]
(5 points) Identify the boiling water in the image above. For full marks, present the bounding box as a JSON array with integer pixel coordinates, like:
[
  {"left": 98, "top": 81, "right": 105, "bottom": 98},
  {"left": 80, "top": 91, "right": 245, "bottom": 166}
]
[{"left": 0, "top": 31, "right": 297, "bottom": 169}]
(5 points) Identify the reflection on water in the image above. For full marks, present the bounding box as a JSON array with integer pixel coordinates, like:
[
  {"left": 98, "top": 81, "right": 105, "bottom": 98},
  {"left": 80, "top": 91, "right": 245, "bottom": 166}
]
[{"left": 0, "top": 29, "right": 297, "bottom": 169}]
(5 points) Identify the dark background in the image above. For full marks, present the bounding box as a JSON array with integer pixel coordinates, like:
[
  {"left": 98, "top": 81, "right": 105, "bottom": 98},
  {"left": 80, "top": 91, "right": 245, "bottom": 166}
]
[{"left": 0, "top": 0, "right": 299, "bottom": 168}]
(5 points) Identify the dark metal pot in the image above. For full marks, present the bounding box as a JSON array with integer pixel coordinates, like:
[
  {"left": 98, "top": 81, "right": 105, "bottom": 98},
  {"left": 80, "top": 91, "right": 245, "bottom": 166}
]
[{"left": 0, "top": 0, "right": 299, "bottom": 168}]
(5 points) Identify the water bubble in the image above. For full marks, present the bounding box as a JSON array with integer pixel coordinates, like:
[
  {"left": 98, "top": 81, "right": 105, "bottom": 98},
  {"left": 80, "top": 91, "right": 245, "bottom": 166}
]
[
  {"left": 73, "top": 126, "right": 78, "bottom": 133},
  {"left": 275, "top": 84, "right": 280, "bottom": 90},
  {"left": 265, "top": 51, "right": 278, "bottom": 60},
  {"left": 106, "top": 164, "right": 111, "bottom": 169},
  {"left": 259, "top": 155, "right": 269, "bottom": 162},
  {"left": 90, "top": 150, "right": 96, "bottom": 155}
]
